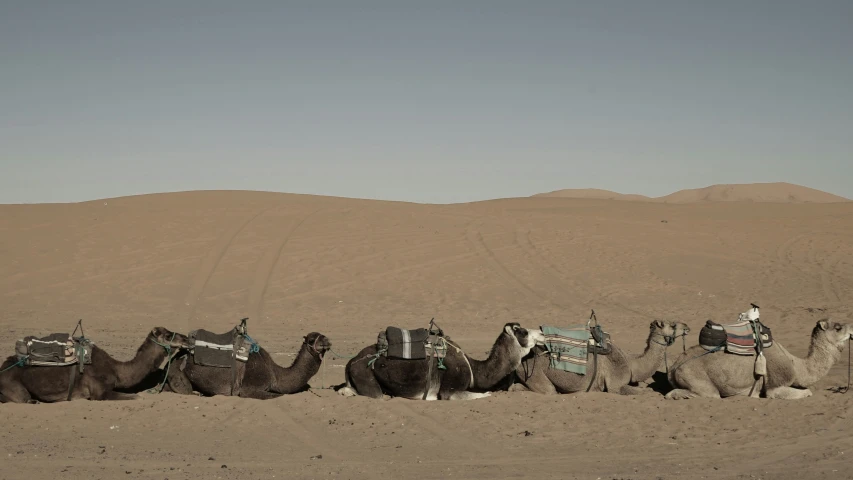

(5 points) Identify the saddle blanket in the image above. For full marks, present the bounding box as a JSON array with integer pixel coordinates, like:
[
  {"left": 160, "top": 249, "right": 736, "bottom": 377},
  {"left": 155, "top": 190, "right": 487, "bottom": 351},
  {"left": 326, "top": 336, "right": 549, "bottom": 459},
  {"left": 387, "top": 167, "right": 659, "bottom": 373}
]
[
  {"left": 379, "top": 327, "right": 430, "bottom": 360},
  {"left": 699, "top": 319, "right": 773, "bottom": 355},
  {"left": 15, "top": 333, "right": 93, "bottom": 367},
  {"left": 541, "top": 325, "right": 589, "bottom": 375},
  {"left": 190, "top": 328, "right": 251, "bottom": 368}
]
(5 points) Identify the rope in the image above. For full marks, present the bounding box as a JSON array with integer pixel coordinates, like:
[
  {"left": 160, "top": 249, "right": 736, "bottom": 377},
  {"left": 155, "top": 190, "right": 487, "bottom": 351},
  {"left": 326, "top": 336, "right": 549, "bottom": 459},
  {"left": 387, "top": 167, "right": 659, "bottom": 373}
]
[
  {"left": 649, "top": 328, "right": 687, "bottom": 376},
  {"left": 832, "top": 338, "right": 851, "bottom": 394},
  {"left": 147, "top": 332, "right": 175, "bottom": 394},
  {"left": 669, "top": 345, "right": 723, "bottom": 377},
  {"left": 242, "top": 333, "right": 261, "bottom": 354},
  {"left": 0, "top": 356, "right": 27, "bottom": 373},
  {"left": 328, "top": 348, "right": 358, "bottom": 359}
]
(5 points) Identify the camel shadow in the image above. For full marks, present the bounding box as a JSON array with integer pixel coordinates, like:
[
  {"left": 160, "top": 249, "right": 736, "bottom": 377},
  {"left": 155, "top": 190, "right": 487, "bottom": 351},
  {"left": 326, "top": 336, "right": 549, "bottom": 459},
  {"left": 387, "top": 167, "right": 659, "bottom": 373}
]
[{"left": 646, "top": 371, "right": 673, "bottom": 396}]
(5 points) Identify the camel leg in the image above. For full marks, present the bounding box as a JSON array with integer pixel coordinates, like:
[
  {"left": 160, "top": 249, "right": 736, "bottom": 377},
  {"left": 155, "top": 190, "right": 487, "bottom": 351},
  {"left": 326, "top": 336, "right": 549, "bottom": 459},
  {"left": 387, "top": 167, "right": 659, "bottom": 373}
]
[
  {"left": 508, "top": 383, "right": 531, "bottom": 393},
  {"left": 446, "top": 391, "right": 491, "bottom": 400},
  {"left": 0, "top": 382, "right": 32, "bottom": 404},
  {"left": 102, "top": 391, "right": 142, "bottom": 401},
  {"left": 165, "top": 368, "right": 195, "bottom": 395},
  {"left": 239, "top": 390, "right": 284, "bottom": 400},
  {"left": 665, "top": 388, "right": 703, "bottom": 400},
  {"left": 619, "top": 384, "right": 655, "bottom": 395},
  {"left": 339, "top": 360, "right": 384, "bottom": 399},
  {"left": 766, "top": 386, "right": 813, "bottom": 400},
  {"left": 521, "top": 373, "right": 558, "bottom": 395}
]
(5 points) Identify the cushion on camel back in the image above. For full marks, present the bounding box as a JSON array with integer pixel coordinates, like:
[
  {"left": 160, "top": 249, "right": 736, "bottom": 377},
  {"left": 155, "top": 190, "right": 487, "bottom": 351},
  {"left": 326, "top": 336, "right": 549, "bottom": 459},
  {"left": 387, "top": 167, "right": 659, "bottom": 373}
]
[
  {"left": 541, "top": 325, "right": 589, "bottom": 375},
  {"left": 699, "top": 320, "right": 773, "bottom": 355},
  {"left": 15, "top": 333, "right": 93, "bottom": 367},
  {"left": 190, "top": 328, "right": 251, "bottom": 368},
  {"left": 377, "top": 327, "right": 430, "bottom": 360}
]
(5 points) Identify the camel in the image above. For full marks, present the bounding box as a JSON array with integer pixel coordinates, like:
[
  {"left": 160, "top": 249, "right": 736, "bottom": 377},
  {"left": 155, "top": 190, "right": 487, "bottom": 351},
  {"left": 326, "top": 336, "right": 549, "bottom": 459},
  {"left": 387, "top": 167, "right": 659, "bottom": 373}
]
[
  {"left": 0, "top": 327, "right": 191, "bottom": 403},
  {"left": 164, "top": 332, "right": 331, "bottom": 399},
  {"left": 512, "top": 320, "right": 690, "bottom": 395},
  {"left": 666, "top": 319, "right": 853, "bottom": 400},
  {"left": 338, "top": 322, "right": 544, "bottom": 400}
]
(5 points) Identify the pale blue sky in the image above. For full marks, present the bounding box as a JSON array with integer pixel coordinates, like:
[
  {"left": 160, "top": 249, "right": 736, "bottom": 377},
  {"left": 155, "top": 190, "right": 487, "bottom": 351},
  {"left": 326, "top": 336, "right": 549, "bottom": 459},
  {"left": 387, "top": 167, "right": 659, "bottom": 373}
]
[{"left": 2, "top": 1, "right": 851, "bottom": 204}]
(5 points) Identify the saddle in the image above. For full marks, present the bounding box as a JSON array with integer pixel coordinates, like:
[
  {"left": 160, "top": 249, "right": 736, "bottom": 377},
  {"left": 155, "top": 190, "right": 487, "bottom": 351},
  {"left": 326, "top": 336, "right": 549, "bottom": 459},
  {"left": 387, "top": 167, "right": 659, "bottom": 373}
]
[
  {"left": 541, "top": 310, "right": 612, "bottom": 376},
  {"left": 15, "top": 333, "right": 94, "bottom": 368},
  {"left": 376, "top": 320, "right": 448, "bottom": 362},
  {"left": 188, "top": 318, "right": 259, "bottom": 396},
  {"left": 699, "top": 306, "right": 773, "bottom": 356},
  {"left": 13, "top": 320, "right": 94, "bottom": 401}
]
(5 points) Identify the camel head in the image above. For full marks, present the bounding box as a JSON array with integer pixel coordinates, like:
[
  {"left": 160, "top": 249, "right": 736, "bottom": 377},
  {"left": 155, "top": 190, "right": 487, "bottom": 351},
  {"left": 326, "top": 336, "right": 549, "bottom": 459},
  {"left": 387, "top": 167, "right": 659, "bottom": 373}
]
[
  {"left": 148, "top": 327, "right": 191, "bottom": 350},
  {"left": 649, "top": 319, "right": 690, "bottom": 346},
  {"left": 813, "top": 319, "right": 853, "bottom": 351},
  {"left": 303, "top": 332, "right": 332, "bottom": 358},
  {"left": 503, "top": 322, "right": 540, "bottom": 350}
]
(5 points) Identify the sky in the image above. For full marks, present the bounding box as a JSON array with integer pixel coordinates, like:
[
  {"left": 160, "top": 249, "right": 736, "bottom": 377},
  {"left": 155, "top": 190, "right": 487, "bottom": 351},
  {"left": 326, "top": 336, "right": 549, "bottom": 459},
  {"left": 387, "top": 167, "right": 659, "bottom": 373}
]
[{"left": 1, "top": 1, "right": 851, "bottom": 204}]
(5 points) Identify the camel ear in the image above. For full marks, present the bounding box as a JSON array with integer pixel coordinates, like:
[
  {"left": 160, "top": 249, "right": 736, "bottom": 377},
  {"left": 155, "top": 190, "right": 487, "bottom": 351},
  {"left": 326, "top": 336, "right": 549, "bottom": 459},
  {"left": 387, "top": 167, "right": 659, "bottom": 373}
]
[
  {"left": 654, "top": 319, "right": 664, "bottom": 328},
  {"left": 818, "top": 319, "right": 829, "bottom": 331},
  {"left": 504, "top": 325, "right": 513, "bottom": 335}
]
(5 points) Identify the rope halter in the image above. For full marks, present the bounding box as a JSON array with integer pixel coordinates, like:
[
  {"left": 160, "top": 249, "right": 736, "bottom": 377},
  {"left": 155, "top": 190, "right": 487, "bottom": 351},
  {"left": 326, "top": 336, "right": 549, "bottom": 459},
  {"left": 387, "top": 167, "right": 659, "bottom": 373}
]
[
  {"left": 148, "top": 331, "right": 177, "bottom": 394},
  {"left": 650, "top": 321, "right": 688, "bottom": 375}
]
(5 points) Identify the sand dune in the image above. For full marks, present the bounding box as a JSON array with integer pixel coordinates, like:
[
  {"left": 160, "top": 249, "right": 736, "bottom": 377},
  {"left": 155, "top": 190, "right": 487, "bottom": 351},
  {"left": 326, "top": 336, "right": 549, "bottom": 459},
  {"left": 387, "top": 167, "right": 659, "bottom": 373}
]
[
  {"left": 657, "top": 182, "right": 851, "bottom": 204},
  {"left": 534, "top": 182, "right": 850, "bottom": 204},
  {"left": 531, "top": 188, "right": 651, "bottom": 201},
  {"left": 1, "top": 190, "right": 852, "bottom": 479}
]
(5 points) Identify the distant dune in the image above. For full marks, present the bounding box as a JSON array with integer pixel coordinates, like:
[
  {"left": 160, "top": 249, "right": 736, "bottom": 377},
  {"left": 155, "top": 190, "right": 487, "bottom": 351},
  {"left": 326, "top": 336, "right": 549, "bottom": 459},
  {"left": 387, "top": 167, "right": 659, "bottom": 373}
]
[
  {"left": 531, "top": 188, "right": 651, "bottom": 201},
  {"left": 534, "top": 182, "right": 850, "bottom": 204}
]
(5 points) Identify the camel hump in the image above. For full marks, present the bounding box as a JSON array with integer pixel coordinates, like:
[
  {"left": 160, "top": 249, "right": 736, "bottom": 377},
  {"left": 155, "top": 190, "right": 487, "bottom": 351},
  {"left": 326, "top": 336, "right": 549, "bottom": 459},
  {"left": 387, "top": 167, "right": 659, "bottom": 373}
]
[{"left": 15, "top": 333, "right": 93, "bottom": 367}]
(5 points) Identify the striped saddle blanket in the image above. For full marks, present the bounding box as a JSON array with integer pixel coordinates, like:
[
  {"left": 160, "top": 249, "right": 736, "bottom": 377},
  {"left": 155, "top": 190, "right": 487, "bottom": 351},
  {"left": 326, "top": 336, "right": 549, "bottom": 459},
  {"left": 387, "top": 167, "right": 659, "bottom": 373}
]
[
  {"left": 541, "top": 325, "right": 594, "bottom": 375},
  {"left": 699, "top": 319, "right": 773, "bottom": 355},
  {"left": 190, "top": 327, "right": 252, "bottom": 368},
  {"left": 15, "top": 333, "right": 94, "bottom": 367},
  {"left": 377, "top": 327, "right": 447, "bottom": 360}
]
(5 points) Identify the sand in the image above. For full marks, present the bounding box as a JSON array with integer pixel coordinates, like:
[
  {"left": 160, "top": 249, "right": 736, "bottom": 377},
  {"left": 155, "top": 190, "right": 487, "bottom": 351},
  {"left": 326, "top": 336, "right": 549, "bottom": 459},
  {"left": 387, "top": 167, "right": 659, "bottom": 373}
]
[{"left": 1, "top": 190, "right": 852, "bottom": 480}]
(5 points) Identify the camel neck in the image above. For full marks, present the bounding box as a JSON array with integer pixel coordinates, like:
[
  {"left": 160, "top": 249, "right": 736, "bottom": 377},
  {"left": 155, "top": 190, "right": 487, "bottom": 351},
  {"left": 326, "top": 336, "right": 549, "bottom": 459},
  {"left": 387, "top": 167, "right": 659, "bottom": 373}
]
[
  {"left": 628, "top": 330, "right": 671, "bottom": 383},
  {"left": 112, "top": 337, "right": 168, "bottom": 389},
  {"left": 467, "top": 334, "right": 520, "bottom": 390},
  {"left": 271, "top": 343, "right": 323, "bottom": 394},
  {"left": 794, "top": 336, "right": 842, "bottom": 387}
]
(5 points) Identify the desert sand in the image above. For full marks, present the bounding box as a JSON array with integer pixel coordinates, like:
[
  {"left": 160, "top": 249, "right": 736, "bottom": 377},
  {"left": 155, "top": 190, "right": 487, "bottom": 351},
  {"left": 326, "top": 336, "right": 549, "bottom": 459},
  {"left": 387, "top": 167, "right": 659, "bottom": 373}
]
[{"left": 1, "top": 188, "right": 852, "bottom": 480}]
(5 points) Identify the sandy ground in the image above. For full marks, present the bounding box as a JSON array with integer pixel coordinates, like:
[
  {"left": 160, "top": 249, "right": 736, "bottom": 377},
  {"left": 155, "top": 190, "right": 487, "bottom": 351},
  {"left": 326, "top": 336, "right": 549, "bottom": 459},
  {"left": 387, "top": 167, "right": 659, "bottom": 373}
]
[{"left": 1, "top": 191, "right": 852, "bottom": 479}]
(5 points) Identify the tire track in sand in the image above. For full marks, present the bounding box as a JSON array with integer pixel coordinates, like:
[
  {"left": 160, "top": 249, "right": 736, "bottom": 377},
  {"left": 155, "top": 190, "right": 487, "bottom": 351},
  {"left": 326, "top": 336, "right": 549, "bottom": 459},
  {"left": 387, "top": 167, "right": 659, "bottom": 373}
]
[
  {"left": 464, "top": 221, "right": 548, "bottom": 303},
  {"left": 181, "top": 208, "right": 271, "bottom": 327},
  {"left": 515, "top": 226, "right": 656, "bottom": 318},
  {"left": 247, "top": 208, "right": 322, "bottom": 327},
  {"left": 818, "top": 242, "right": 851, "bottom": 305},
  {"left": 513, "top": 227, "right": 582, "bottom": 308}
]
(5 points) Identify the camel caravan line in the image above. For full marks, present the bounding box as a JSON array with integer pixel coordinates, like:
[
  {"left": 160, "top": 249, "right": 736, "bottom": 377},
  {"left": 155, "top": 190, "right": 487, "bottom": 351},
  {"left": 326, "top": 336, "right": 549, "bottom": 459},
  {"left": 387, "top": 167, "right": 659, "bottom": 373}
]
[{"left": 1, "top": 304, "right": 851, "bottom": 404}]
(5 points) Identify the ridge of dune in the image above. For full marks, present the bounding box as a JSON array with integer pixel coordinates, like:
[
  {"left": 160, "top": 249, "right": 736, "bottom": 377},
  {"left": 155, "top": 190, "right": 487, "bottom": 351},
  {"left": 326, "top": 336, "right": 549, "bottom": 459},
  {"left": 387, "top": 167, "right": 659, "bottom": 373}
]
[
  {"left": 531, "top": 188, "right": 651, "bottom": 201},
  {"left": 654, "top": 182, "right": 850, "bottom": 204},
  {"left": 534, "top": 182, "right": 849, "bottom": 204}
]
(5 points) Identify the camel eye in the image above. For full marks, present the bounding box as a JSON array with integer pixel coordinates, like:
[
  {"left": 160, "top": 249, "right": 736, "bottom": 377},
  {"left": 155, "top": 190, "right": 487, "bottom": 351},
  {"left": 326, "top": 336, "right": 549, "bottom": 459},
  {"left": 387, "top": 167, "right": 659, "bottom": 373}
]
[{"left": 835, "top": 325, "right": 842, "bottom": 331}]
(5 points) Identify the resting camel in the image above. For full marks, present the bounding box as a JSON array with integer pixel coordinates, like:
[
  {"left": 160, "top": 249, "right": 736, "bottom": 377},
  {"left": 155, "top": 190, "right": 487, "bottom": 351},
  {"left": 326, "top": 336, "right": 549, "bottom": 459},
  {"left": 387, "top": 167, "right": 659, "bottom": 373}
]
[
  {"left": 513, "top": 320, "right": 690, "bottom": 395},
  {"left": 338, "top": 322, "right": 544, "bottom": 400},
  {"left": 0, "top": 327, "right": 190, "bottom": 403},
  {"left": 165, "top": 332, "right": 331, "bottom": 399},
  {"left": 666, "top": 319, "right": 853, "bottom": 400}
]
